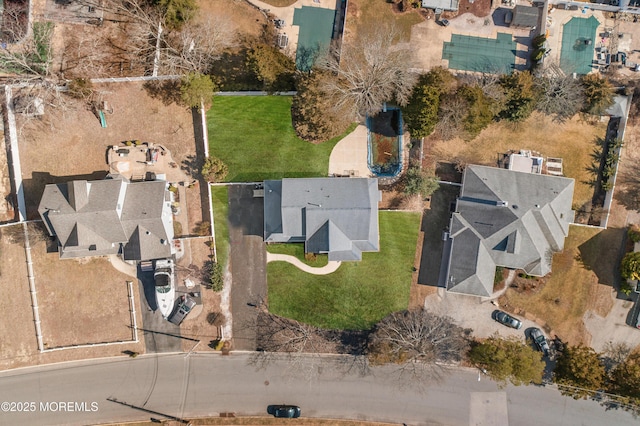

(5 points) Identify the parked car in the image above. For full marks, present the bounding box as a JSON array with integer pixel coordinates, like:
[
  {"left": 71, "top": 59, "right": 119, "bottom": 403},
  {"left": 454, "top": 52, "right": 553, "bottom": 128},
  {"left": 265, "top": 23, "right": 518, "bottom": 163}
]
[
  {"left": 267, "top": 405, "right": 301, "bottom": 418},
  {"left": 438, "top": 18, "right": 450, "bottom": 27},
  {"left": 493, "top": 310, "right": 523, "bottom": 329},
  {"left": 530, "top": 328, "right": 550, "bottom": 355},
  {"left": 168, "top": 295, "right": 197, "bottom": 325},
  {"left": 154, "top": 259, "right": 175, "bottom": 319}
]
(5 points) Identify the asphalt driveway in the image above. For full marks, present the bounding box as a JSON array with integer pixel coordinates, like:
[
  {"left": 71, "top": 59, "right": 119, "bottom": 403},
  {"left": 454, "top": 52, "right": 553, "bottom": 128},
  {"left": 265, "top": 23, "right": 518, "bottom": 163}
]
[
  {"left": 137, "top": 265, "right": 182, "bottom": 353},
  {"left": 227, "top": 184, "right": 267, "bottom": 350}
]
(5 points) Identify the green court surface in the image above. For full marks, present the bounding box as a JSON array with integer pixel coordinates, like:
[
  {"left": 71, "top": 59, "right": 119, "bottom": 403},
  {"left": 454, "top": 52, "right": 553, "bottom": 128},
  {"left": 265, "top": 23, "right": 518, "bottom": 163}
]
[
  {"left": 442, "top": 32, "right": 517, "bottom": 73},
  {"left": 293, "top": 6, "right": 336, "bottom": 70},
  {"left": 560, "top": 16, "right": 599, "bottom": 75}
]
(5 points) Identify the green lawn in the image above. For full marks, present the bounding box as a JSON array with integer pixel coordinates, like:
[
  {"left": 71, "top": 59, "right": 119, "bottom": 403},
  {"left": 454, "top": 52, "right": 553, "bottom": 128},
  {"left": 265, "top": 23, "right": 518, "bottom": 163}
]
[
  {"left": 208, "top": 96, "right": 355, "bottom": 182},
  {"left": 211, "top": 186, "right": 230, "bottom": 269},
  {"left": 267, "top": 211, "right": 422, "bottom": 330}
]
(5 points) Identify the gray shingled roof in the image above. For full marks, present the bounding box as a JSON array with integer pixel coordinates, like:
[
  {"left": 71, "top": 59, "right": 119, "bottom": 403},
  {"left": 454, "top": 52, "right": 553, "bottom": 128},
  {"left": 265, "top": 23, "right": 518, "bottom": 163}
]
[
  {"left": 264, "top": 177, "right": 381, "bottom": 261},
  {"left": 445, "top": 165, "right": 574, "bottom": 297},
  {"left": 511, "top": 5, "right": 539, "bottom": 28},
  {"left": 38, "top": 176, "right": 173, "bottom": 261}
]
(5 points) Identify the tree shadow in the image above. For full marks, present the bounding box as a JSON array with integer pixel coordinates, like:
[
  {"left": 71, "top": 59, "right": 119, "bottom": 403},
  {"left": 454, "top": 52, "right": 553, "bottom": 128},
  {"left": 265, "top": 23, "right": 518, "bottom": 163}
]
[
  {"left": 142, "top": 79, "right": 182, "bottom": 106},
  {"left": 615, "top": 160, "right": 640, "bottom": 212},
  {"left": 577, "top": 227, "right": 626, "bottom": 288}
]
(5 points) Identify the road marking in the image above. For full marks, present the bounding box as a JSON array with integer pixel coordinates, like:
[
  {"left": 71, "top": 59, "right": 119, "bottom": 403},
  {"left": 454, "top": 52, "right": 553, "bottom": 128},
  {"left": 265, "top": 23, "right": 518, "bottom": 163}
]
[{"left": 469, "top": 392, "right": 508, "bottom": 426}]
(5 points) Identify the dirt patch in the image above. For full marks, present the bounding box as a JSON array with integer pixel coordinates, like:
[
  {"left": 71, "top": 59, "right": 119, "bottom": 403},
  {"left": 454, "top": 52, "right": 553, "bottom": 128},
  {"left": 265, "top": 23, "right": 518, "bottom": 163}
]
[
  {"left": 588, "top": 283, "right": 615, "bottom": 318},
  {"left": 17, "top": 81, "right": 197, "bottom": 220},
  {"left": 196, "top": 0, "right": 267, "bottom": 38},
  {"left": 509, "top": 272, "right": 548, "bottom": 295},
  {"left": 0, "top": 226, "right": 145, "bottom": 371},
  {"left": 452, "top": 0, "right": 491, "bottom": 18},
  {"left": 31, "top": 241, "right": 136, "bottom": 348},
  {"left": 0, "top": 231, "right": 37, "bottom": 370}
]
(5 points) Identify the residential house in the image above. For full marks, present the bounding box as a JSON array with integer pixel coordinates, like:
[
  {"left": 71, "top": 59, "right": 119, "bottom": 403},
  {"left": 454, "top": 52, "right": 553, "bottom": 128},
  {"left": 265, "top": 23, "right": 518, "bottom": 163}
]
[
  {"left": 263, "top": 177, "right": 381, "bottom": 261},
  {"left": 442, "top": 165, "right": 574, "bottom": 297},
  {"left": 38, "top": 175, "right": 174, "bottom": 261}
]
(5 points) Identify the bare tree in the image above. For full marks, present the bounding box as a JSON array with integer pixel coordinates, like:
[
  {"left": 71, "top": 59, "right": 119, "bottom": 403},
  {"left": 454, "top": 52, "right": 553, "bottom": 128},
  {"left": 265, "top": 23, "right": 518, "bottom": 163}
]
[
  {"left": 318, "top": 25, "right": 417, "bottom": 120},
  {"left": 2, "top": 0, "right": 28, "bottom": 43},
  {"left": 80, "top": 0, "right": 235, "bottom": 76},
  {"left": 161, "top": 17, "right": 236, "bottom": 74},
  {"left": 435, "top": 93, "right": 467, "bottom": 140},
  {"left": 367, "top": 309, "right": 472, "bottom": 384},
  {"left": 534, "top": 74, "right": 585, "bottom": 122},
  {"left": 0, "top": 22, "right": 54, "bottom": 81}
]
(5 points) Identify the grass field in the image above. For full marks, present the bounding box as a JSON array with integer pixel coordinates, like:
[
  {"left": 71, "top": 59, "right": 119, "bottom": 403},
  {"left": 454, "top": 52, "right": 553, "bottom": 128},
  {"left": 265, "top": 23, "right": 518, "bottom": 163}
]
[
  {"left": 499, "top": 226, "right": 624, "bottom": 345},
  {"left": 267, "top": 211, "right": 422, "bottom": 330},
  {"left": 211, "top": 186, "right": 230, "bottom": 269},
  {"left": 208, "top": 96, "right": 355, "bottom": 182},
  {"left": 429, "top": 112, "right": 607, "bottom": 209}
]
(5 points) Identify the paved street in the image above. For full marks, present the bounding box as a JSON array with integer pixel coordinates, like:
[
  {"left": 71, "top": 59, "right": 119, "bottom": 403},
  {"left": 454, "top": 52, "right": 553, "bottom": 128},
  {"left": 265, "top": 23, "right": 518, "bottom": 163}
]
[{"left": 0, "top": 353, "right": 636, "bottom": 426}]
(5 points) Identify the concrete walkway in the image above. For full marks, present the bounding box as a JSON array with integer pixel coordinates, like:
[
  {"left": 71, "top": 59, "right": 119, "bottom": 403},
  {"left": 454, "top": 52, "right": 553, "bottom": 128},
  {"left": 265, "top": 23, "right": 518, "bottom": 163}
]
[
  {"left": 266, "top": 252, "right": 341, "bottom": 275},
  {"left": 108, "top": 255, "right": 138, "bottom": 278},
  {"left": 328, "top": 125, "right": 371, "bottom": 178}
]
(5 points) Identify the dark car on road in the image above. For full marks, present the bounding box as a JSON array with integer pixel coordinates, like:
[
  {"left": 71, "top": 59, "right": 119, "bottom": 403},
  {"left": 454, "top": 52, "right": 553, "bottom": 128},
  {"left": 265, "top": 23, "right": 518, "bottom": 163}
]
[
  {"left": 267, "top": 405, "right": 301, "bottom": 418},
  {"left": 530, "top": 327, "right": 550, "bottom": 356},
  {"left": 493, "top": 310, "right": 523, "bottom": 329}
]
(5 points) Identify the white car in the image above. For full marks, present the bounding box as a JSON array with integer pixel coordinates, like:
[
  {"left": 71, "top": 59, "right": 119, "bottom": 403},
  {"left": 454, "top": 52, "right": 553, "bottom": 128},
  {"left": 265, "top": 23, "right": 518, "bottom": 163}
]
[{"left": 154, "top": 259, "right": 175, "bottom": 318}]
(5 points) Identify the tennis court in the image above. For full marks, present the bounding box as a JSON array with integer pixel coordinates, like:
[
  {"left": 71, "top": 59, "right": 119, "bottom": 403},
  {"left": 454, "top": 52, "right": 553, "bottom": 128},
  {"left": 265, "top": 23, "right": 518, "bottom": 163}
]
[
  {"left": 293, "top": 6, "right": 336, "bottom": 70},
  {"left": 442, "top": 32, "right": 517, "bottom": 73},
  {"left": 559, "top": 16, "right": 599, "bottom": 75}
]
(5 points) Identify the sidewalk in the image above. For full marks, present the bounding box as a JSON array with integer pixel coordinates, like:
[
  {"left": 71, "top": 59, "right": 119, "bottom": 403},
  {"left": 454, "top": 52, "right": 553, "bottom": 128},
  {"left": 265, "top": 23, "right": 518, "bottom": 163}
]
[{"left": 266, "top": 252, "right": 341, "bottom": 275}]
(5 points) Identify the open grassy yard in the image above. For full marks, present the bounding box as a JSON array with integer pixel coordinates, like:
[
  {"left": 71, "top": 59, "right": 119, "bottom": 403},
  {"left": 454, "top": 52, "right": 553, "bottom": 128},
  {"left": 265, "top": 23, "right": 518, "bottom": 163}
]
[
  {"left": 208, "top": 96, "right": 355, "bottom": 182},
  {"left": 267, "top": 211, "right": 422, "bottom": 330},
  {"left": 211, "top": 186, "right": 230, "bottom": 270},
  {"left": 428, "top": 112, "right": 607, "bottom": 209},
  {"left": 498, "top": 225, "right": 625, "bottom": 345}
]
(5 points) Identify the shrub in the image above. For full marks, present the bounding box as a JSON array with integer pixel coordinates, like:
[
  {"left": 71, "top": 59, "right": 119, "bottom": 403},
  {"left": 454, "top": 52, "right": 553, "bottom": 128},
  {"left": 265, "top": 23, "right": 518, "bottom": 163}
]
[
  {"left": 628, "top": 225, "right": 640, "bottom": 243},
  {"left": 201, "top": 156, "right": 228, "bottom": 182},
  {"left": 532, "top": 34, "right": 547, "bottom": 48},
  {"left": 403, "top": 165, "right": 439, "bottom": 198},
  {"left": 67, "top": 78, "right": 94, "bottom": 99},
  {"left": 620, "top": 281, "right": 634, "bottom": 296},
  {"left": 180, "top": 72, "right": 216, "bottom": 109},
  {"left": 621, "top": 251, "right": 640, "bottom": 281},
  {"left": 203, "top": 260, "right": 224, "bottom": 292},
  {"left": 531, "top": 48, "right": 546, "bottom": 62},
  {"left": 193, "top": 221, "right": 211, "bottom": 236}
]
